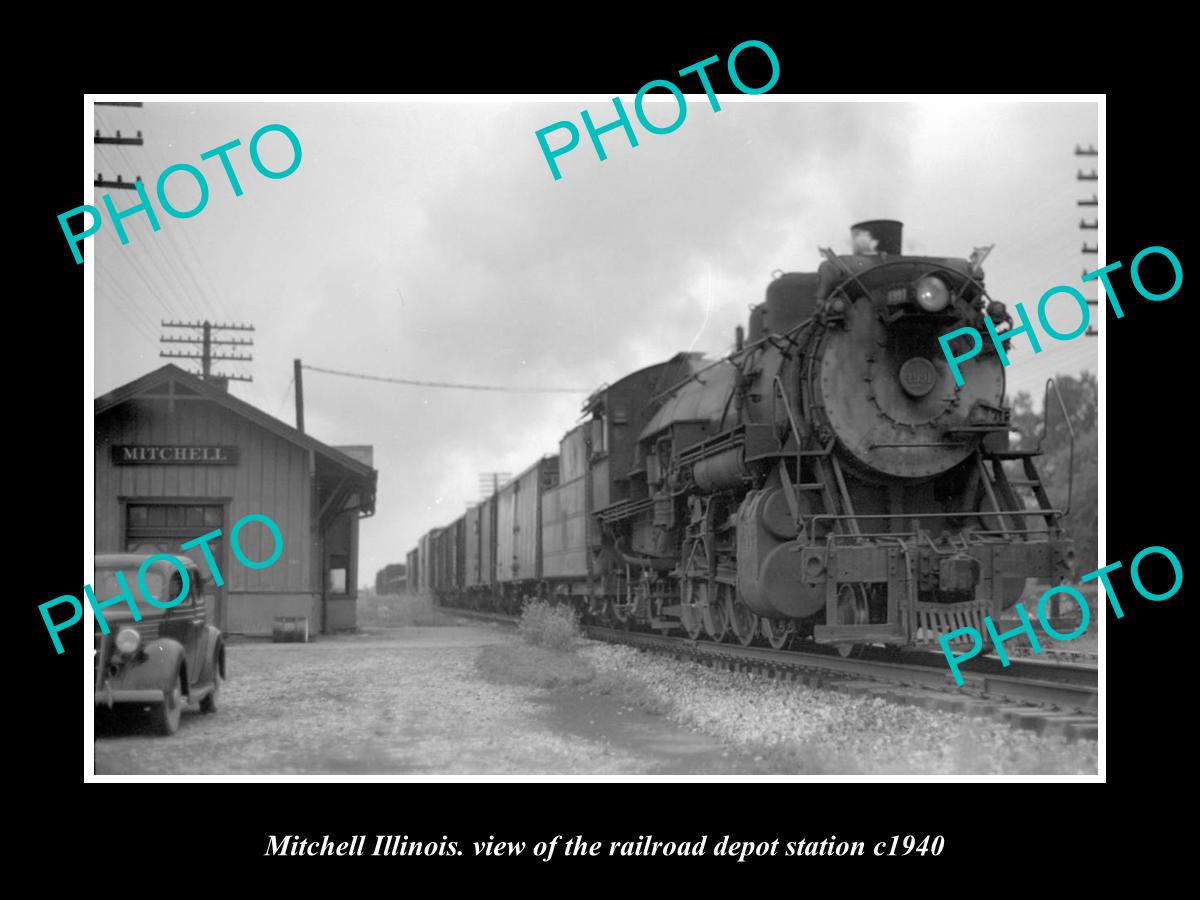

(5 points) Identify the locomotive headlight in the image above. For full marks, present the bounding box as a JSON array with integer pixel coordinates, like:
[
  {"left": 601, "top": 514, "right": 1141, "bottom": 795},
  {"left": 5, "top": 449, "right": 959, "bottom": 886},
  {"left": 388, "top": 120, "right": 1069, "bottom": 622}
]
[
  {"left": 915, "top": 276, "right": 950, "bottom": 312},
  {"left": 115, "top": 627, "right": 140, "bottom": 655}
]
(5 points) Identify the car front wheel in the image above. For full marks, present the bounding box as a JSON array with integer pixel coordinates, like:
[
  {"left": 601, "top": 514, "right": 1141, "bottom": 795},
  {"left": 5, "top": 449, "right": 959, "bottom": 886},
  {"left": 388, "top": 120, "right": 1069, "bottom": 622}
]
[{"left": 154, "top": 677, "right": 183, "bottom": 736}]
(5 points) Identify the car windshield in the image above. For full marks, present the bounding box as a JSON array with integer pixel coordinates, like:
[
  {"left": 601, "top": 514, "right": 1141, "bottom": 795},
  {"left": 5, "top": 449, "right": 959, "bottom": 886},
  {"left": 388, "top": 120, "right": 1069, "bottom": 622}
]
[{"left": 93, "top": 568, "right": 176, "bottom": 624}]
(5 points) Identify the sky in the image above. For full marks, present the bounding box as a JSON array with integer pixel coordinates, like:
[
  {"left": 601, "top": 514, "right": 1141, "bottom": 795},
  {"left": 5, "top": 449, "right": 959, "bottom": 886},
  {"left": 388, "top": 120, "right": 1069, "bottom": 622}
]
[{"left": 90, "top": 98, "right": 1099, "bottom": 581}]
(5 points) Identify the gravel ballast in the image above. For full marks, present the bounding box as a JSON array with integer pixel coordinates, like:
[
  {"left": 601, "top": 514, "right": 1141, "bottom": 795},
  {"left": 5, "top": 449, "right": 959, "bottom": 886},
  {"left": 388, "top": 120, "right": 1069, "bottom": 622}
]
[{"left": 579, "top": 642, "right": 1098, "bottom": 775}]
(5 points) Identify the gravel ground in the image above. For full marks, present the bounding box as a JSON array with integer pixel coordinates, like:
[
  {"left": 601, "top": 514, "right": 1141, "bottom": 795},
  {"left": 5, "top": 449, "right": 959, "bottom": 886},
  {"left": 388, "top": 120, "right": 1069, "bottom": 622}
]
[
  {"left": 93, "top": 625, "right": 756, "bottom": 775},
  {"left": 93, "top": 622, "right": 1098, "bottom": 776},
  {"left": 579, "top": 643, "right": 1099, "bottom": 775}
]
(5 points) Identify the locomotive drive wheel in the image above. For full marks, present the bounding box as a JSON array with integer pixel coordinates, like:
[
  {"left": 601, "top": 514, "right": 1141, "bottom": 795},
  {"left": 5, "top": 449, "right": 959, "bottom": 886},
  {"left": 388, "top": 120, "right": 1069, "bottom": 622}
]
[
  {"left": 835, "top": 584, "right": 870, "bottom": 659},
  {"left": 587, "top": 595, "right": 607, "bottom": 625},
  {"left": 724, "top": 584, "right": 758, "bottom": 647},
  {"left": 679, "top": 579, "right": 704, "bottom": 641},
  {"left": 600, "top": 597, "right": 615, "bottom": 625},
  {"left": 702, "top": 582, "right": 730, "bottom": 642},
  {"left": 761, "top": 617, "right": 795, "bottom": 651},
  {"left": 611, "top": 594, "right": 635, "bottom": 629}
]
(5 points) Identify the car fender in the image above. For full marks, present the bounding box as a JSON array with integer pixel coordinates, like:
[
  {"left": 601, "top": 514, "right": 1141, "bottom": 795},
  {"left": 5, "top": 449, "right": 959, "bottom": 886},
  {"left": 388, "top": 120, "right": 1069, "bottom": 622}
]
[{"left": 108, "top": 639, "right": 187, "bottom": 697}]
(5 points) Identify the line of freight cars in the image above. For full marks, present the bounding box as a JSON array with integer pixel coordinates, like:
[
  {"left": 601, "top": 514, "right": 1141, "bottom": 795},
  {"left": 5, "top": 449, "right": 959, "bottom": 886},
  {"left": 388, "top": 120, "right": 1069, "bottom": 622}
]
[{"left": 413, "top": 352, "right": 700, "bottom": 617}]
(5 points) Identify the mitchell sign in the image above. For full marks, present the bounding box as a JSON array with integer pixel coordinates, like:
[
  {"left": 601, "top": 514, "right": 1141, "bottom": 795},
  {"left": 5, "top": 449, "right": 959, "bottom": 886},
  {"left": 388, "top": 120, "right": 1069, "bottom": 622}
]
[{"left": 112, "top": 445, "right": 239, "bottom": 465}]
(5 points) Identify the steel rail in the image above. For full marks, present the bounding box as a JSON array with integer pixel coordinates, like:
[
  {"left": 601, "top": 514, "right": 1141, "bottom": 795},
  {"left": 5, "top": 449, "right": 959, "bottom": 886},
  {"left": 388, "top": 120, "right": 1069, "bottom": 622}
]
[
  {"left": 586, "top": 626, "right": 1096, "bottom": 713},
  {"left": 441, "top": 605, "right": 1097, "bottom": 714}
]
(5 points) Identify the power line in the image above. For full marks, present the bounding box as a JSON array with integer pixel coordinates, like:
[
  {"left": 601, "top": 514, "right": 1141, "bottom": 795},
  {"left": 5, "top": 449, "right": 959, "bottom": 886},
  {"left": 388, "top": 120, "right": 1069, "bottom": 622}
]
[
  {"left": 95, "top": 268, "right": 159, "bottom": 345},
  {"left": 96, "top": 117, "right": 231, "bottom": 327},
  {"left": 301, "top": 363, "right": 591, "bottom": 394},
  {"left": 278, "top": 374, "right": 295, "bottom": 417},
  {"left": 100, "top": 139, "right": 220, "bottom": 323},
  {"left": 96, "top": 262, "right": 160, "bottom": 338},
  {"left": 138, "top": 138, "right": 235, "bottom": 322}
]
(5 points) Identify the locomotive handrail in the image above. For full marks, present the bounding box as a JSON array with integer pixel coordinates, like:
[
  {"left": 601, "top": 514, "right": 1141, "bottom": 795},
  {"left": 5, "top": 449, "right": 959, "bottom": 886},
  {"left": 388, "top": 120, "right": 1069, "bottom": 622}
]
[
  {"left": 821, "top": 252, "right": 995, "bottom": 310},
  {"left": 977, "top": 454, "right": 1016, "bottom": 536},
  {"left": 643, "top": 319, "right": 814, "bottom": 410},
  {"left": 772, "top": 374, "right": 807, "bottom": 449},
  {"left": 817, "top": 525, "right": 1061, "bottom": 542},
  {"left": 808, "top": 509, "right": 1064, "bottom": 540}
]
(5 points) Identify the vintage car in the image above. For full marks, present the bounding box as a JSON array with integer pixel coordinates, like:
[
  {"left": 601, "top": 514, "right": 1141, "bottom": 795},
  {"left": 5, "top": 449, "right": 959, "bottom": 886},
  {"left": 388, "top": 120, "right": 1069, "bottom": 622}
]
[{"left": 93, "top": 553, "right": 226, "bottom": 735}]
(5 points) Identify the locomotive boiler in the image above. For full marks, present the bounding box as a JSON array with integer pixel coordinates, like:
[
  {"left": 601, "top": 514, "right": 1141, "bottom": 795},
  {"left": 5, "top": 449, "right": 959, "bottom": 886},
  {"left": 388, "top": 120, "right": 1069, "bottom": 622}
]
[{"left": 417, "top": 220, "right": 1075, "bottom": 656}]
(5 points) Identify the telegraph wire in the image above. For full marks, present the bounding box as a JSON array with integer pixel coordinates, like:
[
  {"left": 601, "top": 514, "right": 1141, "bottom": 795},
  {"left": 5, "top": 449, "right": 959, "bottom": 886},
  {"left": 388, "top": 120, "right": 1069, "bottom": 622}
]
[
  {"left": 122, "top": 230, "right": 205, "bottom": 323},
  {"left": 94, "top": 142, "right": 198, "bottom": 324},
  {"left": 107, "top": 231, "right": 192, "bottom": 322},
  {"left": 96, "top": 261, "right": 159, "bottom": 337},
  {"left": 100, "top": 139, "right": 218, "bottom": 323},
  {"left": 302, "top": 364, "right": 591, "bottom": 394},
  {"left": 95, "top": 266, "right": 159, "bottom": 345},
  {"left": 94, "top": 117, "right": 220, "bottom": 326},
  {"left": 278, "top": 374, "right": 295, "bottom": 416},
  {"left": 139, "top": 139, "right": 236, "bottom": 322}
]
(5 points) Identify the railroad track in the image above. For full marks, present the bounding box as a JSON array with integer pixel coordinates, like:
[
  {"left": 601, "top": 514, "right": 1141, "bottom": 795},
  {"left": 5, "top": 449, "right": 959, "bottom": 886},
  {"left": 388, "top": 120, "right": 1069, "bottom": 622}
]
[{"left": 443, "top": 605, "right": 1098, "bottom": 742}]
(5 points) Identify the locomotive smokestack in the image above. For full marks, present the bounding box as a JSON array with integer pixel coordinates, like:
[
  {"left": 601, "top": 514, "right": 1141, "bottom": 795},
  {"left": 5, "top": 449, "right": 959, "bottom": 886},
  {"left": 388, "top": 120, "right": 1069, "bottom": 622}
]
[{"left": 850, "top": 219, "right": 903, "bottom": 256}]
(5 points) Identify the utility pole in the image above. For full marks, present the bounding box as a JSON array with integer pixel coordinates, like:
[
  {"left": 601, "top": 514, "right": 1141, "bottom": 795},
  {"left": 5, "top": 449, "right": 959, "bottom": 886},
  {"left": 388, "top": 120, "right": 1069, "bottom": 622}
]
[
  {"left": 478, "top": 472, "right": 511, "bottom": 500},
  {"left": 294, "top": 358, "right": 306, "bottom": 433},
  {"left": 94, "top": 174, "right": 142, "bottom": 191},
  {"left": 94, "top": 129, "right": 143, "bottom": 146},
  {"left": 160, "top": 321, "right": 255, "bottom": 383},
  {"left": 1076, "top": 143, "right": 1099, "bottom": 336},
  {"left": 94, "top": 103, "right": 143, "bottom": 190}
]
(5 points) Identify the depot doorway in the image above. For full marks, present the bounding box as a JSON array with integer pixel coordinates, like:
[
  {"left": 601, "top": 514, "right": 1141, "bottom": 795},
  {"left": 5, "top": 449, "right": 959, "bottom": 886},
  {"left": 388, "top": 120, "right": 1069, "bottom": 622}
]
[{"left": 123, "top": 501, "right": 227, "bottom": 629}]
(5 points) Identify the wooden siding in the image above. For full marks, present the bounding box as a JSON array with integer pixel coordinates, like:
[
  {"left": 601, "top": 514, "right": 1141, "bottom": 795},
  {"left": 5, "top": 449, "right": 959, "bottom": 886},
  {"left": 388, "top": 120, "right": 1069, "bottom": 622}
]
[
  {"left": 541, "top": 476, "right": 588, "bottom": 578},
  {"left": 95, "top": 397, "right": 318, "bottom": 633},
  {"left": 479, "top": 494, "right": 496, "bottom": 587},
  {"left": 96, "top": 397, "right": 314, "bottom": 590},
  {"left": 496, "top": 457, "right": 559, "bottom": 582},
  {"left": 463, "top": 504, "right": 483, "bottom": 587}
]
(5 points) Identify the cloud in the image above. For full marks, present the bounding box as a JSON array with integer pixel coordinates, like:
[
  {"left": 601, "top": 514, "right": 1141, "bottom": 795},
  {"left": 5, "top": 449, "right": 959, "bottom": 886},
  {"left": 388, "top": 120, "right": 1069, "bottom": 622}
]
[{"left": 92, "top": 99, "right": 1097, "bottom": 577}]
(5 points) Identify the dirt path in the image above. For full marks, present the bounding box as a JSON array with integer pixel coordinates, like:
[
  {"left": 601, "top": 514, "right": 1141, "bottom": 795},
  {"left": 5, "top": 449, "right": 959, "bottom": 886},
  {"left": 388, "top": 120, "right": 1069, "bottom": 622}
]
[{"left": 93, "top": 625, "right": 761, "bottom": 775}]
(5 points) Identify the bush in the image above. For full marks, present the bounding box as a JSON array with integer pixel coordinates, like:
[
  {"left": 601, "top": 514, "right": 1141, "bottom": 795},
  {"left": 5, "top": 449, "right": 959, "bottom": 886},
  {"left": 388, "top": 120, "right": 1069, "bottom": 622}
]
[
  {"left": 476, "top": 643, "right": 596, "bottom": 689},
  {"left": 518, "top": 600, "right": 582, "bottom": 651}
]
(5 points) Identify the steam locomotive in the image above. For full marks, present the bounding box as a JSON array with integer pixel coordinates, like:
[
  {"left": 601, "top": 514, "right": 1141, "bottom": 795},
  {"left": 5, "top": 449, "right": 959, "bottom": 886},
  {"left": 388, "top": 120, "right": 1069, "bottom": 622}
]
[{"left": 411, "top": 220, "right": 1074, "bottom": 654}]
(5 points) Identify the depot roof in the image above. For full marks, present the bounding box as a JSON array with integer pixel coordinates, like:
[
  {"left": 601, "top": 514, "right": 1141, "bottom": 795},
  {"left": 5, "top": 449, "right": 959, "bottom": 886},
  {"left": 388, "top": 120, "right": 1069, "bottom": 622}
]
[{"left": 95, "top": 364, "right": 377, "bottom": 498}]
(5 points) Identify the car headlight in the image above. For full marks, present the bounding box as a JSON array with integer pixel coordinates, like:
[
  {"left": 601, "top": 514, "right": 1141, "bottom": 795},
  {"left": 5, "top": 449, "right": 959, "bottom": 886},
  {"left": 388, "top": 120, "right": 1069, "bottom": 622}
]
[
  {"left": 115, "top": 627, "right": 141, "bottom": 655},
  {"left": 915, "top": 276, "right": 950, "bottom": 312}
]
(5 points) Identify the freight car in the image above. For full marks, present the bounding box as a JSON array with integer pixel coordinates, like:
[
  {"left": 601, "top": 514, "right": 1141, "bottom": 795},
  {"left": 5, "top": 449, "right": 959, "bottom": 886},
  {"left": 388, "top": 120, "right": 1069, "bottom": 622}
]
[
  {"left": 374, "top": 563, "right": 406, "bottom": 596},
  {"left": 405, "top": 548, "right": 418, "bottom": 595},
  {"left": 411, "top": 220, "right": 1075, "bottom": 656}
]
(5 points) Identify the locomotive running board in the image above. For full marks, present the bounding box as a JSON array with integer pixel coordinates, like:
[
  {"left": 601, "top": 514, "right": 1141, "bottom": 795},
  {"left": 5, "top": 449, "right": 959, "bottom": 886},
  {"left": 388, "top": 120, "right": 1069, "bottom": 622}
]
[{"left": 814, "top": 624, "right": 904, "bottom": 644}]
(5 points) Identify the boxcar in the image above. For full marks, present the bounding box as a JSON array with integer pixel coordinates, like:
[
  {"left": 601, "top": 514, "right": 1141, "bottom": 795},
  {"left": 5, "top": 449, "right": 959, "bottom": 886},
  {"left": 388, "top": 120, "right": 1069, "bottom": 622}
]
[
  {"left": 405, "top": 548, "right": 418, "bottom": 594},
  {"left": 479, "top": 493, "right": 497, "bottom": 589},
  {"left": 464, "top": 504, "right": 483, "bottom": 589},
  {"left": 418, "top": 531, "right": 432, "bottom": 594},
  {"left": 451, "top": 515, "right": 466, "bottom": 596},
  {"left": 542, "top": 424, "right": 589, "bottom": 580},
  {"left": 496, "top": 456, "right": 560, "bottom": 584}
]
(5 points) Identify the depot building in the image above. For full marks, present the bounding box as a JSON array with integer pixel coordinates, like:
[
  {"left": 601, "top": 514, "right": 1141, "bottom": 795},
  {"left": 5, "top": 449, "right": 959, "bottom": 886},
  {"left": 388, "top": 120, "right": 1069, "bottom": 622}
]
[{"left": 94, "top": 364, "right": 377, "bottom": 636}]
